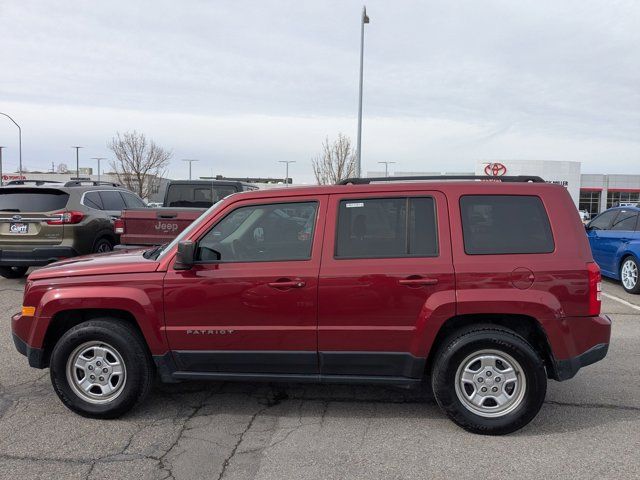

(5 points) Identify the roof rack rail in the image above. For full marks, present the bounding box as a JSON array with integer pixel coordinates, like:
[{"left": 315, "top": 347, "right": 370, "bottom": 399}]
[
  {"left": 337, "top": 175, "right": 545, "bottom": 185},
  {"left": 64, "top": 180, "right": 122, "bottom": 187},
  {"left": 5, "top": 179, "right": 63, "bottom": 186}
]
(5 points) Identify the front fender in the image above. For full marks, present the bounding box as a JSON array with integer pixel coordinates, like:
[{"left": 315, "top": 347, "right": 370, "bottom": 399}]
[{"left": 32, "top": 285, "right": 167, "bottom": 354}]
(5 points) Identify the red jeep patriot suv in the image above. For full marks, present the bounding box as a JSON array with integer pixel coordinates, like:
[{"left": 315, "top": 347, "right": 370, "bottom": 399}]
[{"left": 11, "top": 176, "right": 611, "bottom": 435}]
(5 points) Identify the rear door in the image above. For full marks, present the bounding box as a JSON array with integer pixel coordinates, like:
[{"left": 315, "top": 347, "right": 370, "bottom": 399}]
[
  {"left": 317, "top": 191, "right": 455, "bottom": 378},
  {"left": 0, "top": 188, "right": 70, "bottom": 246}
]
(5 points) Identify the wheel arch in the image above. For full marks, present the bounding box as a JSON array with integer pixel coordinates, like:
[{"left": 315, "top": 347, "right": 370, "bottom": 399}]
[
  {"left": 41, "top": 308, "right": 150, "bottom": 368},
  {"left": 426, "top": 313, "right": 557, "bottom": 380}
]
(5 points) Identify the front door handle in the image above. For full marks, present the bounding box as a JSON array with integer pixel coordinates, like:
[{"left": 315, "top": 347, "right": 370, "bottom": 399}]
[
  {"left": 267, "top": 279, "right": 306, "bottom": 289},
  {"left": 398, "top": 277, "right": 439, "bottom": 287}
]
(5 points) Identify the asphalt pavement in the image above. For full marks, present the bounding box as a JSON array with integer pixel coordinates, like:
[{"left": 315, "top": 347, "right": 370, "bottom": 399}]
[{"left": 0, "top": 273, "right": 638, "bottom": 480}]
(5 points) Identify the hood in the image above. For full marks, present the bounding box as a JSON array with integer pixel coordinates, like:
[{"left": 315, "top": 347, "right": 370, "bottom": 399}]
[{"left": 28, "top": 248, "right": 160, "bottom": 280}]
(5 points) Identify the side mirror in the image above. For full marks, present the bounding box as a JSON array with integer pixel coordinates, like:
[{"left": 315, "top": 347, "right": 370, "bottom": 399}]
[{"left": 174, "top": 240, "right": 196, "bottom": 270}]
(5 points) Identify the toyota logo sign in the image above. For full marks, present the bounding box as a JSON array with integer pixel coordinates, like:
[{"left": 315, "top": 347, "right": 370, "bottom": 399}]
[{"left": 484, "top": 162, "right": 507, "bottom": 176}]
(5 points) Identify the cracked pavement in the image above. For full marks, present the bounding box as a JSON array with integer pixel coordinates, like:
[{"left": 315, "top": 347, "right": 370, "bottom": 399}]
[{"left": 1, "top": 274, "right": 639, "bottom": 480}]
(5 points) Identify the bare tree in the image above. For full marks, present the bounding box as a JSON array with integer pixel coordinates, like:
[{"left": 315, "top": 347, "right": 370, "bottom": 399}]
[
  {"left": 312, "top": 133, "right": 358, "bottom": 185},
  {"left": 108, "top": 131, "right": 171, "bottom": 199}
]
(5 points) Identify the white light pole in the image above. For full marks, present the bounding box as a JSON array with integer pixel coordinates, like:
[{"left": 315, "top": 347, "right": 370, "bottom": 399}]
[
  {"left": 279, "top": 160, "right": 295, "bottom": 186},
  {"left": 0, "top": 146, "right": 5, "bottom": 184},
  {"left": 92, "top": 157, "right": 106, "bottom": 183},
  {"left": 182, "top": 159, "right": 199, "bottom": 180},
  {"left": 378, "top": 161, "right": 396, "bottom": 177},
  {"left": 71, "top": 146, "right": 83, "bottom": 178},
  {"left": 0, "top": 112, "right": 22, "bottom": 176},
  {"left": 356, "top": 6, "right": 370, "bottom": 178}
]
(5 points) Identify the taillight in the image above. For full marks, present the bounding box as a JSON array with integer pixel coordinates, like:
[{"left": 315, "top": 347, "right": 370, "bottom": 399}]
[
  {"left": 46, "top": 210, "right": 84, "bottom": 225},
  {"left": 114, "top": 218, "right": 124, "bottom": 235},
  {"left": 587, "top": 262, "right": 602, "bottom": 316}
]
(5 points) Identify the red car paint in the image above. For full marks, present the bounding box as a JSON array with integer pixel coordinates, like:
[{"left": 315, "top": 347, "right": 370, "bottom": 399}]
[{"left": 13, "top": 180, "right": 610, "bottom": 382}]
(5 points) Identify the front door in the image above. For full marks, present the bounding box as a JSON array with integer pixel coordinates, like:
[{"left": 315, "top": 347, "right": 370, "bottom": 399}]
[
  {"left": 317, "top": 192, "right": 455, "bottom": 378},
  {"left": 596, "top": 209, "right": 639, "bottom": 276},
  {"left": 163, "top": 196, "right": 326, "bottom": 375}
]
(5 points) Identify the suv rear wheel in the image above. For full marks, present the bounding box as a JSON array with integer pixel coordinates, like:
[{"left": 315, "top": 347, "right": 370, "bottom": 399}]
[
  {"left": 0, "top": 266, "right": 28, "bottom": 279},
  {"left": 431, "top": 326, "right": 547, "bottom": 435},
  {"left": 49, "top": 319, "right": 154, "bottom": 418},
  {"left": 620, "top": 257, "right": 640, "bottom": 294},
  {"left": 92, "top": 237, "right": 114, "bottom": 254}
]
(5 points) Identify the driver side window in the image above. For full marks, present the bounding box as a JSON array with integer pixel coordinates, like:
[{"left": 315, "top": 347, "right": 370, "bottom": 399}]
[{"left": 197, "top": 201, "right": 318, "bottom": 263}]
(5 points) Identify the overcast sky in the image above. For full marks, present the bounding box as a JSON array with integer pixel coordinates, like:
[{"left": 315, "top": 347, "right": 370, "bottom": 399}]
[{"left": 1, "top": 0, "right": 638, "bottom": 183}]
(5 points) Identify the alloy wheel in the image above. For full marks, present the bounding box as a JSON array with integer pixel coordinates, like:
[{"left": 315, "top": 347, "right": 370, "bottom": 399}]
[
  {"left": 65, "top": 341, "right": 127, "bottom": 404},
  {"left": 454, "top": 349, "right": 527, "bottom": 418},
  {"left": 621, "top": 259, "right": 638, "bottom": 291}
]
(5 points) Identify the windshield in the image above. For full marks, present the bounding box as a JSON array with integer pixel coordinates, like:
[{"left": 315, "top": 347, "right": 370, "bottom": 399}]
[
  {"left": 165, "top": 184, "right": 237, "bottom": 208},
  {"left": 155, "top": 199, "right": 228, "bottom": 260}
]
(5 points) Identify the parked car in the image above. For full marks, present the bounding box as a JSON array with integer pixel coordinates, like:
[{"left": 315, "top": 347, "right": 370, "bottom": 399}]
[
  {"left": 11, "top": 175, "right": 610, "bottom": 435},
  {"left": 0, "top": 180, "right": 146, "bottom": 278},
  {"left": 578, "top": 209, "right": 590, "bottom": 223},
  {"left": 586, "top": 205, "right": 640, "bottom": 293},
  {"left": 115, "top": 179, "right": 257, "bottom": 248}
]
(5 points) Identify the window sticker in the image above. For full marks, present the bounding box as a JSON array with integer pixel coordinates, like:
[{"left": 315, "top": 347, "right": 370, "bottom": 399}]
[{"left": 345, "top": 202, "right": 364, "bottom": 208}]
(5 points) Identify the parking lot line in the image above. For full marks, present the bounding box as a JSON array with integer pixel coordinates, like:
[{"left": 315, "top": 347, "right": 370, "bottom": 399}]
[{"left": 601, "top": 292, "right": 640, "bottom": 312}]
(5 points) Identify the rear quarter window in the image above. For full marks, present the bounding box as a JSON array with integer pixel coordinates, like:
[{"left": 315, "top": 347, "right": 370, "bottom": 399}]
[{"left": 460, "top": 195, "right": 554, "bottom": 255}]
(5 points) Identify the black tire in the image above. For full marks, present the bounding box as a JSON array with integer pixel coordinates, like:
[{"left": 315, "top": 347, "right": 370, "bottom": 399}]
[
  {"left": 0, "top": 266, "right": 28, "bottom": 279},
  {"left": 431, "top": 325, "right": 547, "bottom": 435},
  {"left": 92, "top": 237, "right": 113, "bottom": 254},
  {"left": 49, "top": 319, "right": 154, "bottom": 419},
  {"left": 620, "top": 256, "right": 640, "bottom": 294}
]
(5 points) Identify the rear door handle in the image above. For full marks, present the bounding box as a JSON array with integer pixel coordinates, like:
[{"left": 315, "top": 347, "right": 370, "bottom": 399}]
[
  {"left": 267, "top": 279, "right": 306, "bottom": 289},
  {"left": 398, "top": 277, "right": 439, "bottom": 286},
  {"left": 157, "top": 213, "right": 177, "bottom": 219}
]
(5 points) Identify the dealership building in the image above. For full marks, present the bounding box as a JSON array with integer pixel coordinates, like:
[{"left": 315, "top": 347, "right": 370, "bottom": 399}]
[{"left": 369, "top": 159, "right": 640, "bottom": 219}]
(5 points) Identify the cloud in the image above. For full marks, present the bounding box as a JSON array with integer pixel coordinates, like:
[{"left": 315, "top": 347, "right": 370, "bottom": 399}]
[{"left": 1, "top": 0, "right": 638, "bottom": 180}]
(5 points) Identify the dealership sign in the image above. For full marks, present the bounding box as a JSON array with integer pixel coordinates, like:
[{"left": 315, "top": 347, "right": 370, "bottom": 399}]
[
  {"left": 476, "top": 160, "right": 581, "bottom": 207},
  {"left": 484, "top": 163, "right": 507, "bottom": 176}
]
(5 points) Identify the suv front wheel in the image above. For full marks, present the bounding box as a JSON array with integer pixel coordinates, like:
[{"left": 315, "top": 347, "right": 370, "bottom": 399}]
[
  {"left": 49, "top": 319, "right": 154, "bottom": 418},
  {"left": 431, "top": 326, "right": 547, "bottom": 435}
]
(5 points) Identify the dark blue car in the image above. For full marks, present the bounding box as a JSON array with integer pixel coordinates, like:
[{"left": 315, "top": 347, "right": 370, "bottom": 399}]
[{"left": 586, "top": 205, "right": 640, "bottom": 294}]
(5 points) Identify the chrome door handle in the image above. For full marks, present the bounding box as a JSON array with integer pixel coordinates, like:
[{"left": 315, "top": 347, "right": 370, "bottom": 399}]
[
  {"left": 267, "top": 279, "right": 306, "bottom": 289},
  {"left": 398, "top": 277, "right": 439, "bottom": 286}
]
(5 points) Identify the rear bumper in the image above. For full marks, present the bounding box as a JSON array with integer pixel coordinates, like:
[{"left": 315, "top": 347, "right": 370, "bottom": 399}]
[
  {"left": 550, "top": 314, "right": 612, "bottom": 381},
  {"left": 553, "top": 343, "right": 609, "bottom": 381},
  {"left": 0, "top": 247, "right": 78, "bottom": 266}
]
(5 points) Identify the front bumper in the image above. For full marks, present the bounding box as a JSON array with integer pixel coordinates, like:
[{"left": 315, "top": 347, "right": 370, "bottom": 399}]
[
  {"left": 12, "top": 332, "right": 47, "bottom": 369},
  {"left": 0, "top": 246, "right": 78, "bottom": 267}
]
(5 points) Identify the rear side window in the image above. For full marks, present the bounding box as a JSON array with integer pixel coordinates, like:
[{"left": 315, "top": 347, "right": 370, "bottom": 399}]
[
  {"left": 99, "top": 191, "right": 126, "bottom": 211},
  {"left": 335, "top": 197, "right": 438, "bottom": 259},
  {"left": 610, "top": 210, "right": 638, "bottom": 231},
  {"left": 0, "top": 189, "right": 69, "bottom": 212},
  {"left": 83, "top": 191, "right": 103, "bottom": 209},
  {"left": 460, "top": 195, "right": 554, "bottom": 255},
  {"left": 589, "top": 210, "right": 618, "bottom": 230},
  {"left": 165, "top": 184, "right": 237, "bottom": 208},
  {"left": 121, "top": 192, "right": 146, "bottom": 208}
]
